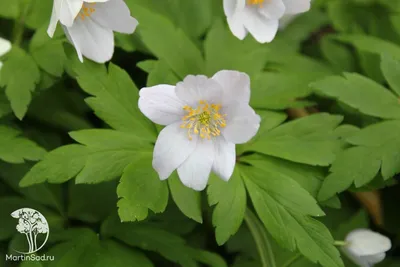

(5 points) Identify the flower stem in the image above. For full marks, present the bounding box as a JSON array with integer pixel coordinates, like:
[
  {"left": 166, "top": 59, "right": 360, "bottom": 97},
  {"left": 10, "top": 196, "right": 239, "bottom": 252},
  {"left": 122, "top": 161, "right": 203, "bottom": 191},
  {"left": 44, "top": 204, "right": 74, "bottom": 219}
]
[
  {"left": 281, "top": 254, "right": 301, "bottom": 267},
  {"left": 334, "top": 240, "right": 348, "bottom": 246},
  {"left": 12, "top": 0, "right": 35, "bottom": 46},
  {"left": 244, "top": 209, "right": 276, "bottom": 267}
]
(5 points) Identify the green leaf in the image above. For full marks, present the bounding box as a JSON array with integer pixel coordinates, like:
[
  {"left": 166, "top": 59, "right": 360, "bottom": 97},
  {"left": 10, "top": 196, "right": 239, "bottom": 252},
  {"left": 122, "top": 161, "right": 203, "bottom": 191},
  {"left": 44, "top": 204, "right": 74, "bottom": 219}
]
[
  {"left": 25, "top": 0, "right": 53, "bottom": 29},
  {"left": 0, "top": 125, "right": 46, "bottom": 164},
  {"left": 321, "top": 37, "right": 356, "bottom": 72},
  {"left": 247, "top": 113, "right": 343, "bottom": 166},
  {"left": 20, "top": 144, "right": 88, "bottom": 187},
  {"left": 207, "top": 169, "right": 246, "bottom": 245},
  {"left": 110, "top": 223, "right": 197, "bottom": 267},
  {"left": 319, "top": 120, "right": 400, "bottom": 201},
  {"left": 29, "top": 26, "right": 67, "bottom": 77},
  {"left": 311, "top": 73, "right": 400, "bottom": 119},
  {"left": 168, "top": 173, "right": 202, "bottom": 223},
  {"left": 146, "top": 60, "right": 180, "bottom": 86},
  {"left": 117, "top": 154, "right": 169, "bottom": 222},
  {"left": 381, "top": 54, "right": 400, "bottom": 96},
  {"left": 70, "top": 129, "right": 153, "bottom": 183},
  {"left": 127, "top": 1, "right": 205, "bottom": 77},
  {"left": 187, "top": 248, "right": 228, "bottom": 267},
  {"left": 0, "top": 47, "right": 40, "bottom": 119},
  {"left": 76, "top": 63, "right": 156, "bottom": 138},
  {"left": 241, "top": 166, "right": 343, "bottom": 267},
  {"left": 204, "top": 21, "right": 269, "bottom": 75}
]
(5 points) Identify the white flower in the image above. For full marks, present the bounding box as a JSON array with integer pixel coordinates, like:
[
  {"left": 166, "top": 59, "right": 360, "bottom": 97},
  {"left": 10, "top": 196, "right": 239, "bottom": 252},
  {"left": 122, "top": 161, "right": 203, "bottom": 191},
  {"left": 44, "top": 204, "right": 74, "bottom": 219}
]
[
  {"left": 47, "top": 0, "right": 138, "bottom": 63},
  {"left": 343, "top": 229, "right": 392, "bottom": 267},
  {"left": 224, "top": 0, "right": 311, "bottom": 43},
  {"left": 138, "top": 70, "right": 261, "bottom": 191},
  {"left": 0, "top": 37, "right": 11, "bottom": 70}
]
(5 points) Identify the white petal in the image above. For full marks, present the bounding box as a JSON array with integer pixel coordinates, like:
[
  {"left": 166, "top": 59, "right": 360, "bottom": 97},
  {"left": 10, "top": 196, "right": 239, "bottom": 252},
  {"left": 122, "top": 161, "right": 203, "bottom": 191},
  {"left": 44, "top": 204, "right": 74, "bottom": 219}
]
[
  {"left": 47, "top": 0, "right": 61, "bottom": 37},
  {"left": 278, "top": 14, "right": 296, "bottom": 30},
  {"left": 212, "top": 70, "right": 250, "bottom": 105},
  {"left": 91, "top": 0, "right": 138, "bottom": 34},
  {"left": 222, "top": 102, "right": 261, "bottom": 144},
  {"left": 227, "top": 11, "right": 248, "bottom": 40},
  {"left": 0, "top": 38, "right": 11, "bottom": 57},
  {"left": 345, "top": 229, "right": 392, "bottom": 256},
  {"left": 65, "top": 17, "right": 114, "bottom": 63},
  {"left": 242, "top": 8, "right": 279, "bottom": 43},
  {"left": 258, "top": 0, "right": 286, "bottom": 20},
  {"left": 177, "top": 139, "right": 214, "bottom": 191},
  {"left": 138, "top": 85, "right": 185, "bottom": 125},
  {"left": 60, "top": 0, "right": 83, "bottom": 27},
  {"left": 363, "top": 253, "right": 386, "bottom": 264},
  {"left": 224, "top": 0, "right": 237, "bottom": 17},
  {"left": 153, "top": 122, "right": 197, "bottom": 180},
  {"left": 175, "top": 75, "right": 223, "bottom": 106},
  {"left": 63, "top": 25, "right": 83, "bottom": 62},
  {"left": 281, "top": 0, "right": 311, "bottom": 14},
  {"left": 212, "top": 137, "right": 235, "bottom": 181}
]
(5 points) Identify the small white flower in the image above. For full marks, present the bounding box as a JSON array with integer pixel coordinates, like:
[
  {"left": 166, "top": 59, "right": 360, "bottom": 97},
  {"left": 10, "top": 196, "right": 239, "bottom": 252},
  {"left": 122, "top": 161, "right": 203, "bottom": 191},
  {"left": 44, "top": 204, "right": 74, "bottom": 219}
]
[
  {"left": 343, "top": 229, "right": 392, "bottom": 267},
  {"left": 47, "top": 0, "right": 138, "bottom": 63},
  {"left": 223, "top": 0, "right": 311, "bottom": 43},
  {"left": 138, "top": 70, "right": 261, "bottom": 191},
  {"left": 0, "top": 37, "right": 11, "bottom": 70}
]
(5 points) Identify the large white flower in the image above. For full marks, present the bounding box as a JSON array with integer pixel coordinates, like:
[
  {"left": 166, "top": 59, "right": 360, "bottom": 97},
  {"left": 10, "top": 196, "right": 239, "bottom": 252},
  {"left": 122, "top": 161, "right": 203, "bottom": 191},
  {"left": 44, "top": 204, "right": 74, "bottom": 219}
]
[
  {"left": 224, "top": 0, "right": 311, "bottom": 43},
  {"left": 0, "top": 37, "right": 11, "bottom": 70},
  {"left": 343, "top": 229, "right": 392, "bottom": 267},
  {"left": 47, "top": 0, "right": 138, "bottom": 63},
  {"left": 138, "top": 70, "right": 261, "bottom": 191}
]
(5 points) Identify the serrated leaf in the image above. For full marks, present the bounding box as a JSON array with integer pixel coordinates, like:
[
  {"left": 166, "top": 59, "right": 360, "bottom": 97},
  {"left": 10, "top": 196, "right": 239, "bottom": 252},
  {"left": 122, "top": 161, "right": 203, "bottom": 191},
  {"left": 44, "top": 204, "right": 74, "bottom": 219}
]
[
  {"left": 20, "top": 144, "right": 88, "bottom": 187},
  {"left": 381, "top": 54, "right": 400, "bottom": 96},
  {"left": 117, "top": 154, "right": 169, "bottom": 222},
  {"left": 146, "top": 60, "right": 180, "bottom": 86},
  {"left": 168, "top": 173, "right": 202, "bottom": 223},
  {"left": 0, "top": 125, "right": 46, "bottom": 164},
  {"left": 311, "top": 73, "right": 400, "bottom": 119},
  {"left": 241, "top": 167, "right": 343, "bottom": 267},
  {"left": 76, "top": 63, "right": 156, "bottom": 138},
  {"left": 127, "top": 1, "right": 205, "bottom": 77},
  {"left": 111, "top": 223, "right": 198, "bottom": 267},
  {"left": 319, "top": 120, "right": 400, "bottom": 201},
  {"left": 0, "top": 47, "right": 40, "bottom": 119},
  {"left": 207, "top": 169, "right": 246, "bottom": 245},
  {"left": 70, "top": 129, "right": 153, "bottom": 183},
  {"left": 247, "top": 113, "right": 343, "bottom": 166}
]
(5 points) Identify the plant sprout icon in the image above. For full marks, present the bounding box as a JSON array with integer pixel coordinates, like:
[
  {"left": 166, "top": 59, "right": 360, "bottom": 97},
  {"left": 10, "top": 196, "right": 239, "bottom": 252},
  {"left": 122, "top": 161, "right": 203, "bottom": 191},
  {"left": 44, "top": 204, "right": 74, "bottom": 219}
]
[{"left": 11, "top": 208, "right": 49, "bottom": 254}]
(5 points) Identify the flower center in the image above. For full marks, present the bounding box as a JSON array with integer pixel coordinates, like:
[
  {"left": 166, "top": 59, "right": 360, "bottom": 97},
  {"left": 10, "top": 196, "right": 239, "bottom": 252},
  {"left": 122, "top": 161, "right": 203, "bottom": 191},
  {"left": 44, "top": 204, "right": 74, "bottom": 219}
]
[
  {"left": 181, "top": 100, "right": 227, "bottom": 140},
  {"left": 247, "top": 0, "right": 265, "bottom": 6},
  {"left": 78, "top": 3, "right": 96, "bottom": 20}
]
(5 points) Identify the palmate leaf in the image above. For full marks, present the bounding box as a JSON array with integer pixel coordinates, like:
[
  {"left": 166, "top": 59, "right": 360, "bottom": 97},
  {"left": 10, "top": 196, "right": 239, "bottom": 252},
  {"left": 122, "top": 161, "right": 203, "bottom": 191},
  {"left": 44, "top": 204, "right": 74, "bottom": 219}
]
[
  {"left": 244, "top": 113, "right": 343, "bottom": 166},
  {"left": 240, "top": 163, "right": 343, "bottom": 267},
  {"left": 0, "top": 125, "right": 46, "bottom": 164},
  {"left": 311, "top": 73, "right": 400, "bottom": 119},
  {"left": 381, "top": 54, "right": 400, "bottom": 96},
  {"left": 319, "top": 120, "right": 400, "bottom": 201},
  {"left": 0, "top": 47, "right": 40, "bottom": 119}
]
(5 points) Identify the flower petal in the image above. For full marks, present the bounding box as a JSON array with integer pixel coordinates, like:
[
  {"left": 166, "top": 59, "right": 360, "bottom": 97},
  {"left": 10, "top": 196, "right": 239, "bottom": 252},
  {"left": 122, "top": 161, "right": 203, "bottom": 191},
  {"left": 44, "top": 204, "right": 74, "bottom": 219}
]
[
  {"left": 258, "top": 0, "right": 286, "bottom": 20},
  {"left": 59, "top": 0, "right": 83, "bottom": 27},
  {"left": 212, "top": 137, "right": 235, "bottom": 181},
  {"left": 65, "top": 18, "right": 114, "bottom": 63},
  {"left": 91, "top": 0, "right": 138, "bottom": 34},
  {"left": 242, "top": 8, "right": 279, "bottom": 43},
  {"left": 363, "top": 253, "right": 386, "bottom": 264},
  {"left": 345, "top": 229, "right": 392, "bottom": 256},
  {"left": 47, "top": 0, "right": 62, "bottom": 37},
  {"left": 212, "top": 70, "right": 250, "bottom": 105},
  {"left": 139, "top": 85, "right": 185, "bottom": 125},
  {"left": 0, "top": 38, "right": 11, "bottom": 57},
  {"left": 177, "top": 139, "right": 214, "bottom": 191},
  {"left": 281, "top": 0, "right": 311, "bottom": 14},
  {"left": 222, "top": 102, "right": 260, "bottom": 144},
  {"left": 175, "top": 75, "right": 223, "bottom": 106},
  {"left": 224, "top": 0, "right": 245, "bottom": 17},
  {"left": 153, "top": 122, "right": 197, "bottom": 180}
]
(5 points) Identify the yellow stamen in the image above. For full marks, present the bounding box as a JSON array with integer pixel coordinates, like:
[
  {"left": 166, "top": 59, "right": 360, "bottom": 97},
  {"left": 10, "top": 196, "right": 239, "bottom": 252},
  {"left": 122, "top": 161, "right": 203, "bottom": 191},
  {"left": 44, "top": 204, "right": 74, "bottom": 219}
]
[
  {"left": 78, "top": 3, "right": 96, "bottom": 21},
  {"left": 180, "top": 100, "right": 227, "bottom": 140},
  {"left": 247, "top": 0, "right": 265, "bottom": 7}
]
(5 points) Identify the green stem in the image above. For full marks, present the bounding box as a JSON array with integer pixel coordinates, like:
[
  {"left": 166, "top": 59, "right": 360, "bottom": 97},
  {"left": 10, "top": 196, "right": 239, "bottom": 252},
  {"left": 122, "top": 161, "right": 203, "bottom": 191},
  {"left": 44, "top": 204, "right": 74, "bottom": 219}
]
[
  {"left": 281, "top": 254, "right": 301, "bottom": 267},
  {"left": 244, "top": 209, "right": 277, "bottom": 267},
  {"left": 12, "top": 0, "right": 35, "bottom": 46},
  {"left": 334, "top": 241, "right": 348, "bottom": 246}
]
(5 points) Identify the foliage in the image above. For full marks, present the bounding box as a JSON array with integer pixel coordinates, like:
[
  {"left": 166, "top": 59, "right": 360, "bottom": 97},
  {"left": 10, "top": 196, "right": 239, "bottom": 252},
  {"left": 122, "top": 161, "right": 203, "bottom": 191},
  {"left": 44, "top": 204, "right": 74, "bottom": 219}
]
[{"left": 1, "top": 0, "right": 400, "bottom": 266}]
